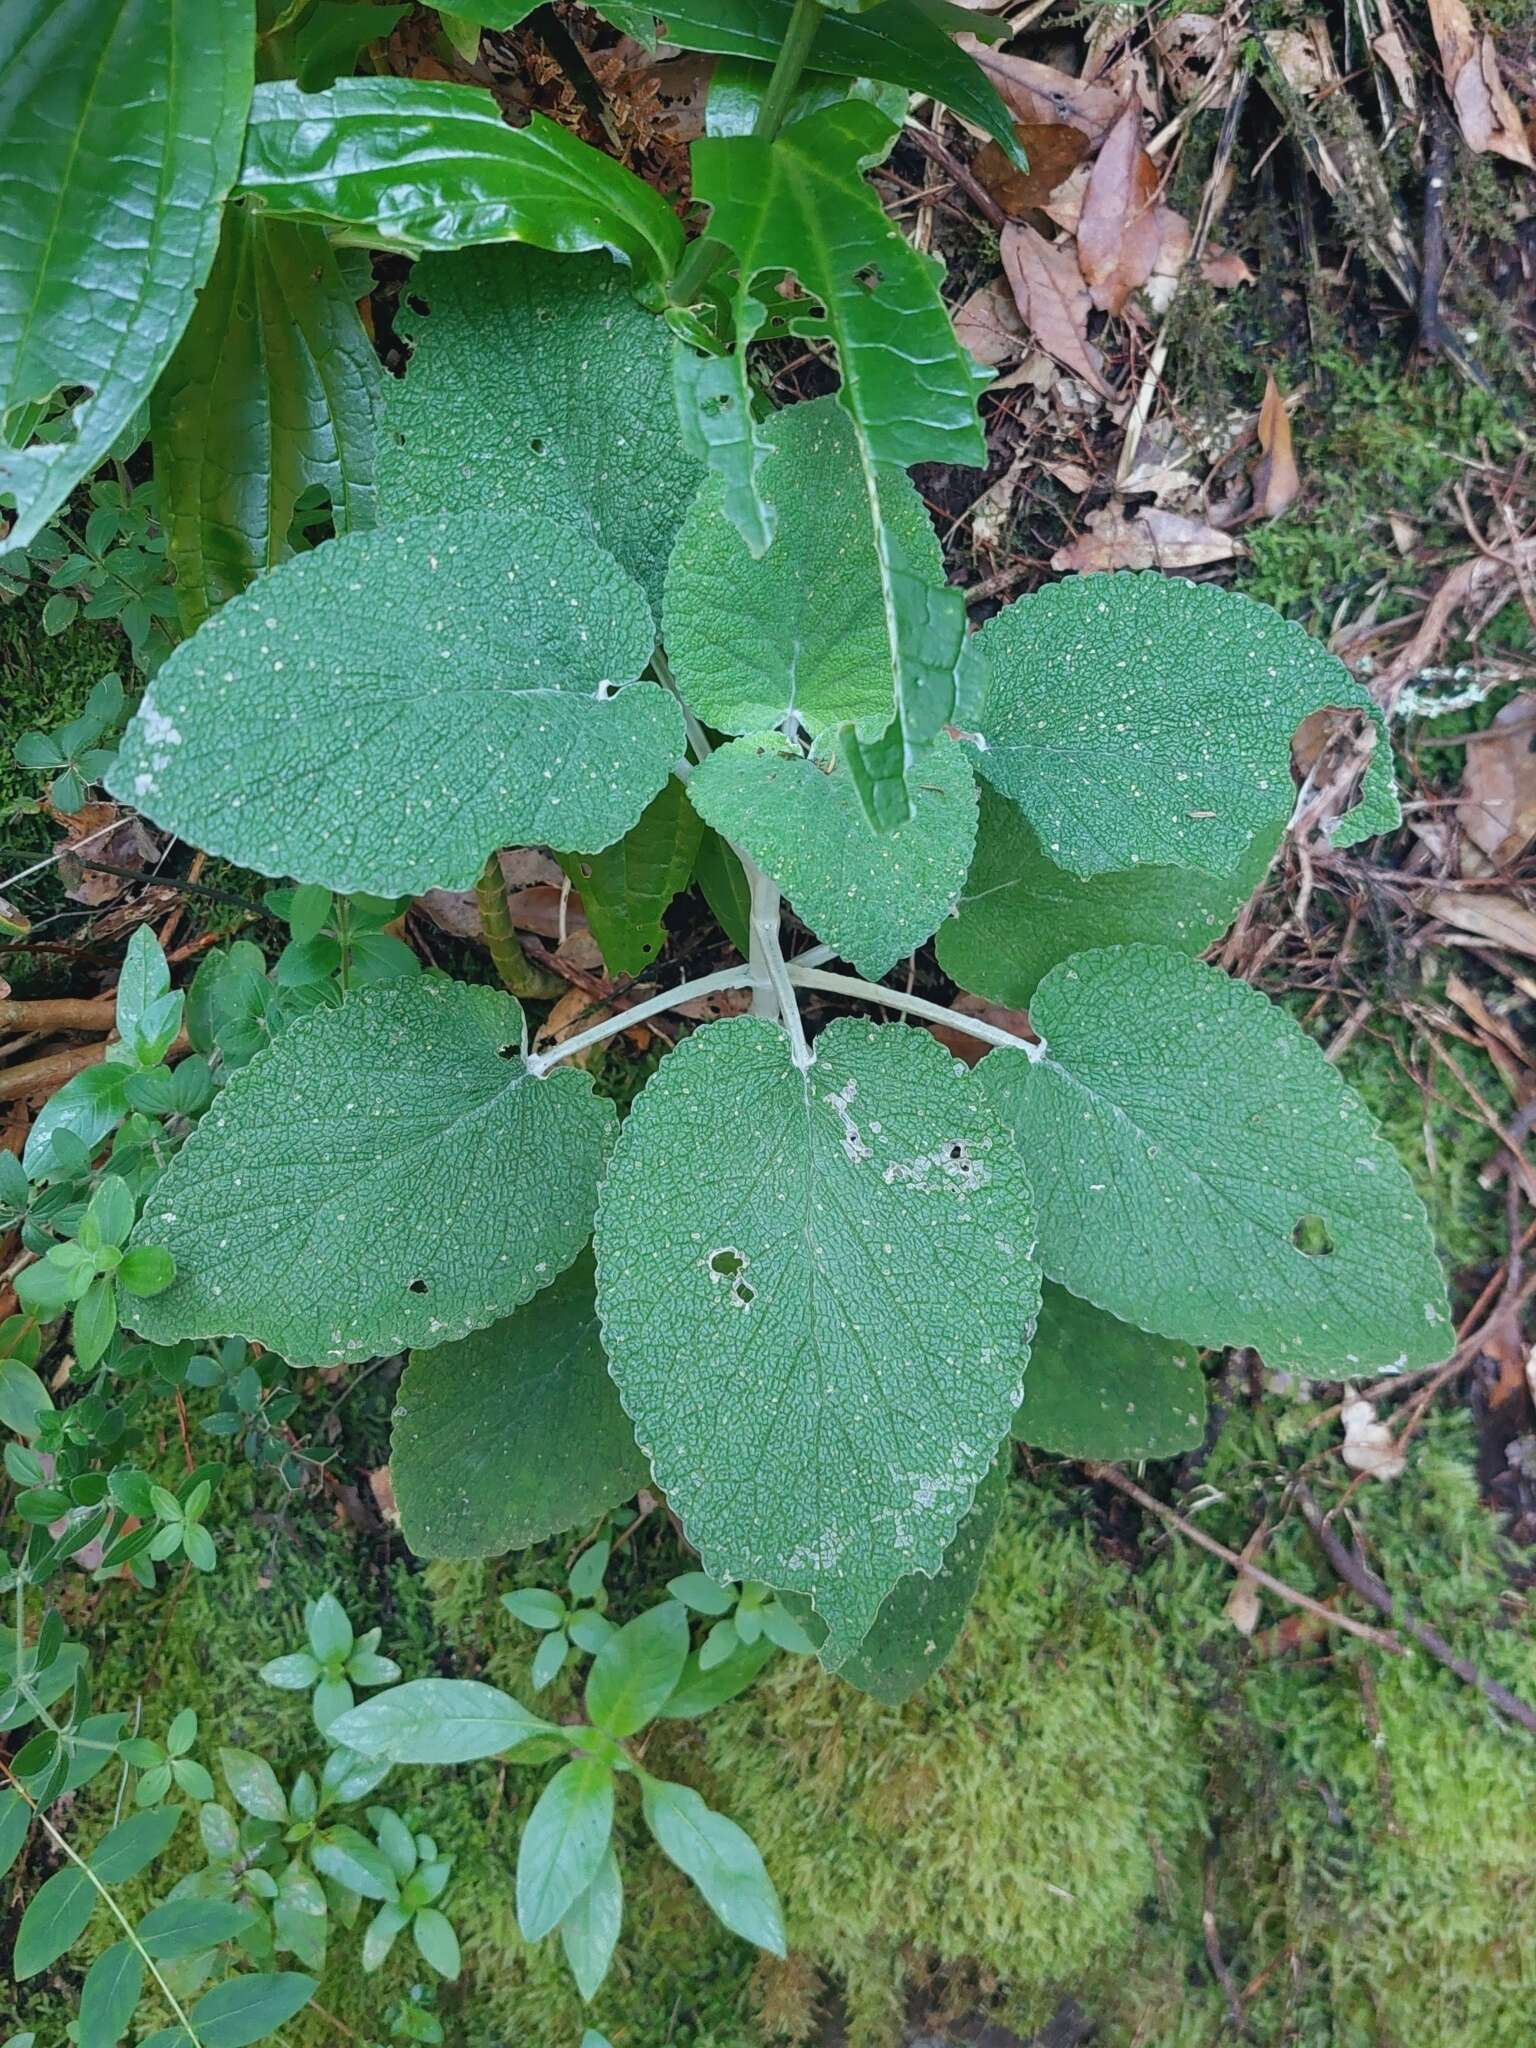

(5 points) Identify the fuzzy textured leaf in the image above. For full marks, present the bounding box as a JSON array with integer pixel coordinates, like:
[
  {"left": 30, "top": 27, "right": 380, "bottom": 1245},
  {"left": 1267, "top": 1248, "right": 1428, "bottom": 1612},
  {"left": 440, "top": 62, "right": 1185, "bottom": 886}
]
[
  {"left": 687, "top": 732, "right": 977, "bottom": 979},
  {"left": 1011, "top": 1281, "right": 1207, "bottom": 1460},
  {"left": 238, "top": 79, "right": 682, "bottom": 284},
  {"left": 937, "top": 785, "right": 1275, "bottom": 1007},
  {"left": 973, "top": 573, "right": 1399, "bottom": 878},
  {"left": 123, "top": 979, "right": 615, "bottom": 1365},
  {"left": 379, "top": 245, "right": 703, "bottom": 613},
  {"left": 392, "top": 1251, "right": 648, "bottom": 1558},
  {"left": 108, "top": 508, "right": 679, "bottom": 895},
  {"left": 980, "top": 947, "right": 1452, "bottom": 1374},
  {"left": 153, "top": 204, "right": 383, "bottom": 631},
  {"left": 559, "top": 777, "right": 702, "bottom": 978},
  {"left": 595, "top": 1016, "right": 1039, "bottom": 1663},
  {"left": 0, "top": 0, "right": 253, "bottom": 549}
]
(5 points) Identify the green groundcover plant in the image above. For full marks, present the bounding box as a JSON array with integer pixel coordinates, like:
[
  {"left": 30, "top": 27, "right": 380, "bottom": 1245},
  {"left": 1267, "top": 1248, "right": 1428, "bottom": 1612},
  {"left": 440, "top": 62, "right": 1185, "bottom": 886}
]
[{"left": 1, "top": 0, "right": 1454, "bottom": 2038}]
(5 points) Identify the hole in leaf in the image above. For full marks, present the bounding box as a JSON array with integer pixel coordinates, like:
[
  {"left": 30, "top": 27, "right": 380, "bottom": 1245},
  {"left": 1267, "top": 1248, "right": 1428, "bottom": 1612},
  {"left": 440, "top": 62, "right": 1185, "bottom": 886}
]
[
  {"left": 709, "top": 1249, "right": 746, "bottom": 1278},
  {"left": 529, "top": 435, "right": 546, "bottom": 454},
  {"left": 1291, "top": 1214, "right": 1335, "bottom": 1258},
  {"left": 405, "top": 293, "right": 430, "bottom": 318},
  {"left": 735, "top": 1282, "right": 755, "bottom": 1305},
  {"left": 407, "top": 1278, "right": 428, "bottom": 1295},
  {"left": 496, "top": 1043, "right": 520, "bottom": 1061},
  {"left": 854, "top": 264, "right": 882, "bottom": 292}
]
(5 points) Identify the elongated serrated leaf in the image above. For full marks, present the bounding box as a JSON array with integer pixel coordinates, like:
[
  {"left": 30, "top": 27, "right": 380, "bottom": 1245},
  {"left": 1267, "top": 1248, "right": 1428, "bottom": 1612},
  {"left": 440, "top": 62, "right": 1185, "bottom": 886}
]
[
  {"left": 980, "top": 946, "right": 1452, "bottom": 1375},
  {"left": 639, "top": 1778, "right": 784, "bottom": 1955},
  {"left": 973, "top": 573, "right": 1399, "bottom": 879},
  {"left": 664, "top": 395, "right": 943, "bottom": 741},
  {"left": 108, "top": 509, "right": 680, "bottom": 896},
  {"left": 331, "top": 1678, "right": 558, "bottom": 1763},
  {"left": 689, "top": 108, "right": 987, "bottom": 826},
  {"left": 836, "top": 1448, "right": 1006, "bottom": 1704},
  {"left": 595, "top": 1015, "right": 1038, "bottom": 1662},
  {"left": 937, "top": 786, "right": 1277, "bottom": 1008},
  {"left": 518, "top": 1759, "right": 614, "bottom": 1943},
  {"left": 123, "top": 979, "right": 615, "bottom": 1366},
  {"left": 0, "top": 0, "right": 253, "bottom": 550},
  {"left": 379, "top": 246, "right": 702, "bottom": 614},
  {"left": 392, "top": 1250, "right": 647, "bottom": 1558},
  {"left": 655, "top": 0, "right": 1020, "bottom": 157},
  {"left": 560, "top": 1848, "right": 623, "bottom": 2002},
  {"left": 558, "top": 777, "right": 702, "bottom": 978},
  {"left": 238, "top": 79, "right": 682, "bottom": 285},
  {"left": 79, "top": 1942, "right": 143, "bottom": 2048},
  {"left": 1011, "top": 1282, "right": 1206, "bottom": 1461},
  {"left": 687, "top": 732, "right": 976, "bottom": 979},
  {"left": 153, "top": 204, "right": 383, "bottom": 631}
]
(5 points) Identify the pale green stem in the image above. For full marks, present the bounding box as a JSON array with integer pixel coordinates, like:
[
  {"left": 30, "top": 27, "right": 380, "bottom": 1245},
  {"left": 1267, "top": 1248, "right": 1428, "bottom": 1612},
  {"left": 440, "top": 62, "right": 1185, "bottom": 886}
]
[
  {"left": 786, "top": 966, "right": 1046, "bottom": 1059},
  {"left": 745, "top": 863, "right": 812, "bottom": 1069},
  {"left": 526, "top": 968, "right": 754, "bottom": 1078}
]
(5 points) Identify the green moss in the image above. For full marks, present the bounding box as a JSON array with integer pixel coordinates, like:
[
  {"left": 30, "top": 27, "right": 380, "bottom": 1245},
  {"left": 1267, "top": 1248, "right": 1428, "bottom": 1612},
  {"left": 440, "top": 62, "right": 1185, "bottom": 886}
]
[{"left": 0, "top": 590, "right": 122, "bottom": 823}]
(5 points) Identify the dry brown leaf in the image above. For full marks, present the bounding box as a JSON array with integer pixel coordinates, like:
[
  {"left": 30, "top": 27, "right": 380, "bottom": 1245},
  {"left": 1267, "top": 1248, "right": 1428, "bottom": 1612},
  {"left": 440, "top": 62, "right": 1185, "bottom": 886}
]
[
  {"left": 534, "top": 983, "right": 612, "bottom": 1063},
  {"left": 59, "top": 809, "right": 165, "bottom": 906},
  {"left": 1051, "top": 503, "right": 1241, "bottom": 572},
  {"left": 1261, "top": 24, "right": 1335, "bottom": 96},
  {"left": 1456, "top": 692, "right": 1536, "bottom": 868},
  {"left": 1425, "top": 887, "right": 1536, "bottom": 957},
  {"left": 1000, "top": 223, "right": 1113, "bottom": 396},
  {"left": 958, "top": 37, "right": 1122, "bottom": 141},
  {"left": 1201, "top": 244, "right": 1255, "bottom": 289},
  {"left": 972, "top": 121, "right": 1089, "bottom": 214},
  {"left": 926, "top": 992, "right": 1038, "bottom": 1067},
  {"left": 1341, "top": 1398, "right": 1407, "bottom": 1483},
  {"left": 1371, "top": 24, "right": 1419, "bottom": 110},
  {"left": 1077, "top": 100, "right": 1163, "bottom": 314},
  {"left": 1428, "top": 0, "right": 1536, "bottom": 166},
  {"left": 1223, "top": 1525, "right": 1267, "bottom": 1636},
  {"left": 1153, "top": 11, "right": 1239, "bottom": 103},
  {"left": 367, "top": 1465, "right": 399, "bottom": 1527},
  {"left": 1043, "top": 458, "right": 1093, "bottom": 492},
  {"left": 953, "top": 277, "right": 1027, "bottom": 367},
  {"left": 1253, "top": 371, "right": 1302, "bottom": 518}
]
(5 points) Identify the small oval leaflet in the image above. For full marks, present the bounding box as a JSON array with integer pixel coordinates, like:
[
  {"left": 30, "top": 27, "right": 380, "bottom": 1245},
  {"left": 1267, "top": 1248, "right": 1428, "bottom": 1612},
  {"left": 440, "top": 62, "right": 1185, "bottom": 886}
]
[{"left": 594, "top": 1014, "right": 1040, "bottom": 1665}]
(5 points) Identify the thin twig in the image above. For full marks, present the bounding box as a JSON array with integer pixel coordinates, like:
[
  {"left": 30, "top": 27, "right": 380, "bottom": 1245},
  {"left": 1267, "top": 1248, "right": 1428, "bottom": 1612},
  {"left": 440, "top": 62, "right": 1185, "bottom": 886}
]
[
  {"left": 904, "top": 121, "right": 1007, "bottom": 232},
  {"left": 1292, "top": 1482, "right": 1536, "bottom": 1733},
  {"left": 1088, "top": 1462, "right": 1403, "bottom": 1653}
]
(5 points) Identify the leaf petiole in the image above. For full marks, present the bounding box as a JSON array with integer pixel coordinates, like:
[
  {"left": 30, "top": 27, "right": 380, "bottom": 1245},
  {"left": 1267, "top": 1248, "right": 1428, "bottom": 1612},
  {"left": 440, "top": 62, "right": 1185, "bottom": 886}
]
[{"left": 785, "top": 966, "right": 1047, "bottom": 1060}]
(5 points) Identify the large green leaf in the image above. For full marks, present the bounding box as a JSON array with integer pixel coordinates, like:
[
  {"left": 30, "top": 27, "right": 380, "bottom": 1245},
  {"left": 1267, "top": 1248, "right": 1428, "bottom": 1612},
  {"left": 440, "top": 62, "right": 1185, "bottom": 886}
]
[
  {"left": 1011, "top": 1282, "right": 1207, "bottom": 1461},
  {"left": 980, "top": 946, "right": 1452, "bottom": 1375},
  {"left": 655, "top": 0, "right": 1020, "bottom": 157},
  {"left": 0, "top": 0, "right": 253, "bottom": 550},
  {"left": 937, "top": 786, "right": 1276, "bottom": 1008},
  {"left": 379, "top": 245, "right": 703, "bottom": 615},
  {"left": 686, "top": 732, "right": 977, "bottom": 980},
  {"left": 331, "top": 1678, "right": 560, "bottom": 1763},
  {"left": 392, "top": 1251, "right": 648, "bottom": 1558},
  {"left": 558, "top": 777, "right": 702, "bottom": 979},
  {"left": 973, "top": 573, "right": 1399, "bottom": 879},
  {"left": 13, "top": 1865, "right": 93, "bottom": 1979},
  {"left": 663, "top": 395, "right": 943, "bottom": 742},
  {"left": 107, "top": 508, "right": 681, "bottom": 896},
  {"left": 189, "top": 1972, "right": 316, "bottom": 2048},
  {"left": 595, "top": 1015, "right": 1039, "bottom": 1663},
  {"left": 835, "top": 1448, "right": 1006, "bottom": 1704},
  {"left": 518, "top": 1759, "right": 614, "bottom": 1943},
  {"left": 639, "top": 1778, "right": 785, "bottom": 1954},
  {"left": 153, "top": 204, "right": 383, "bottom": 631},
  {"left": 688, "top": 103, "right": 989, "bottom": 829},
  {"left": 560, "top": 1849, "right": 623, "bottom": 2002},
  {"left": 79, "top": 1941, "right": 143, "bottom": 2048},
  {"left": 123, "top": 979, "right": 616, "bottom": 1366},
  {"left": 238, "top": 79, "right": 682, "bottom": 286}
]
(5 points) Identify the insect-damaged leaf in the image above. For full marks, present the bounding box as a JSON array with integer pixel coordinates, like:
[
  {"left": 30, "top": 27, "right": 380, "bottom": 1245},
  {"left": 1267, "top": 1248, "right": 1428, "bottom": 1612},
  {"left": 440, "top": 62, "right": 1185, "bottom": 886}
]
[
  {"left": 108, "top": 508, "right": 681, "bottom": 896},
  {"left": 238, "top": 78, "right": 682, "bottom": 286},
  {"left": 379, "top": 245, "right": 703, "bottom": 615},
  {"left": 594, "top": 1016, "right": 1038, "bottom": 1663},
  {"left": 1011, "top": 1282, "right": 1207, "bottom": 1461},
  {"left": 0, "top": 0, "right": 254, "bottom": 550},
  {"left": 980, "top": 946, "right": 1451, "bottom": 1375},
  {"left": 392, "top": 1251, "right": 648, "bottom": 1558},
  {"left": 153, "top": 203, "right": 383, "bottom": 631},
  {"left": 686, "top": 732, "right": 977, "bottom": 981},
  {"left": 123, "top": 979, "right": 615, "bottom": 1366},
  {"left": 973, "top": 572, "right": 1399, "bottom": 878}
]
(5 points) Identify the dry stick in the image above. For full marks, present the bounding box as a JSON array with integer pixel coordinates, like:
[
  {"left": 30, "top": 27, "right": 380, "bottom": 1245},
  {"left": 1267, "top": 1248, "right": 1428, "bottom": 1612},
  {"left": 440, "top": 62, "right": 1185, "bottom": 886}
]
[
  {"left": 1292, "top": 1481, "right": 1536, "bottom": 1733},
  {"left": 905, "top": 122, "right": 1007, "bottom": 233},
  {"left": 0, "top": 1029, "right": 190, "bottom": 1104},
  {"left": 1087, "top": 1462, "right": 1403, "bottom": 1653},
  {"left": 0, "top": 996, "right": 117, "bottom": 1033}
]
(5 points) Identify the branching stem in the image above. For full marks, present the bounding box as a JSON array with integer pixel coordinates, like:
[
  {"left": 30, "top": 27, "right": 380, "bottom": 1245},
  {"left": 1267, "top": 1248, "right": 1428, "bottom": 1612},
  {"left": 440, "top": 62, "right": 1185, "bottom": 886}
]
[
  {"left": 526, "top": 968, "right": 754, "bottom": 1077},
  {"left": 746, "top": 864, "right": 812, "bottom": 1069},
  {"left": 786, "top": 967, "right": 1046, "bottom": 1060}
]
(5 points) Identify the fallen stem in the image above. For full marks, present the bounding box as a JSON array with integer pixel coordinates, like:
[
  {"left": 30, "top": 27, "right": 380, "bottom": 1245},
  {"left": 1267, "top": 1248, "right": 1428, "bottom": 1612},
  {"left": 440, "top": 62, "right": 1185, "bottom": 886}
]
[
  {"left": 526, "top": 968, "right": 753, "bottom": 1077},
  {"left": 786, "top": 967, "right": 1045, "bottom": 1060},
  {"left": 0, "top": 996, "right": 117, "bottom": 1033},
  {"left": 1088, "top": 1463, "right": 1403, "bottom": 1654},
  {"left": 1292, "top": 1480, "right": 1536, "bottom": 1732}
]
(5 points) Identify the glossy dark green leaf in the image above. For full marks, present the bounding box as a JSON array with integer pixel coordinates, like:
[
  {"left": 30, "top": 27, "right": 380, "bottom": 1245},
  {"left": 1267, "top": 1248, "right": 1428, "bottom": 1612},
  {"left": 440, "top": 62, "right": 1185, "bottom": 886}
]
[
  {"left": 153, "top": 203, "right": 383, "bottom": 631},
  {"left": 559, "top": 777, "right": 702, "bottom": 978},
  {"left": 238, "top": 79, "right": 683, "bottom": 285},
  {"left": 294, "top": 2, "right": 410, "bottom": 89},
  {"left": 392, "top": 1251, "right": 649, "bottom": 1559},
  {"left": 1011, "top": 1281, "right": 1207, "bottom": 1461},
  {"left": 0, "top": 0, "right": 254, "bottom": 549}
]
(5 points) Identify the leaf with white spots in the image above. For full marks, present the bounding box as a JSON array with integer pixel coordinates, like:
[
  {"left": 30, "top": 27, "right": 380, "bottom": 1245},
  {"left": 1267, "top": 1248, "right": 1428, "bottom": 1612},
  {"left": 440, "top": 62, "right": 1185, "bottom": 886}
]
[
  {"left": 107, "top": 508, "right": 681, "bottom": 896},
  {"left": 593, "top": 1015, "right": 1039, "bottom": 1664},
  {"left": 686, "top": 732, "right": 977, "bottom": 980},
  {"left": 979, "top": 946, "right": 1451, "bottom": 1375},
  {"left": 973, "top": 572, "right": 1399, "bottom": 879},
  {"left": 1011, "top": 1282, "right": 1206, "bottom": 1461},
  {"left": 937, "top": 785, "right": 1276, "bottom": 1008},
  {"left": 123, "top": 978, "right": 615, "bottom": 1366},
  {"left": 378, "top": 245, "right": 703, "bottom": 614}
]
